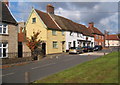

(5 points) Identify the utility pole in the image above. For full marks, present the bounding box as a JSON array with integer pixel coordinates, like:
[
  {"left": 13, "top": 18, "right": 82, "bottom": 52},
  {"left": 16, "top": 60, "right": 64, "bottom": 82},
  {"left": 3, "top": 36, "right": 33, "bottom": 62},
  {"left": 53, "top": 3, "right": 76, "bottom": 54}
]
[
  {"left": 107, "top": 31, "right": 110, "bottom": 48},
  {"left": 104, "top": 30, "right": 106, "bottom": 48}
]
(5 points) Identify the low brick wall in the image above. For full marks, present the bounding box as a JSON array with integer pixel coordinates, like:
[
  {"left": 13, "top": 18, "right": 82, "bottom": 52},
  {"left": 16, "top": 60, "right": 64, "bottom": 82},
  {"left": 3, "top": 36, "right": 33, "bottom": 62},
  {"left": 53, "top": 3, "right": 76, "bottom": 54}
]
[{"left": 2, "top": 57, "right": 32, "bottom": 65}]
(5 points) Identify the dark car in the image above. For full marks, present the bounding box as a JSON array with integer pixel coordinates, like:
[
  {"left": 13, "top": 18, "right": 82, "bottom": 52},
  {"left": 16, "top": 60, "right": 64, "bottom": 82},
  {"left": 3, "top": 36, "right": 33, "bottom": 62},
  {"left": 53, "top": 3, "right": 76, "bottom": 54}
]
[
  {"left": 82, "top": 46, "right": 94, "bottom": 52},
  {"left": 94, "top": 45, "right": 103, "bottom": 51},
  {"left": 69, "top": 47, "right": 83, "bottom": 54}
]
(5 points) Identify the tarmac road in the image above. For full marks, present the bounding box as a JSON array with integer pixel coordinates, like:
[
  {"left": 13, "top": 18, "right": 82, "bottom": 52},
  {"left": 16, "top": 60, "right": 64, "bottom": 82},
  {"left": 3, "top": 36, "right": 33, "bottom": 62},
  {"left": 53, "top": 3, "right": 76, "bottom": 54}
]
[{"left": 2, "top": 47, "right": 117, "bottom": 83}]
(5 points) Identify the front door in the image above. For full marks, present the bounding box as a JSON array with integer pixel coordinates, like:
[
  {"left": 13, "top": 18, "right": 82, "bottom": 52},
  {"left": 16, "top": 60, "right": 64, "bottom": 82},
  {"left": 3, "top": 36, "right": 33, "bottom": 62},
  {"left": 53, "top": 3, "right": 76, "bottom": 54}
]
[
  {"left": 42, "top": 43, "right": 46, "bottom": 55},
  {"left": 62, "top": 41, "right": 65, "bottom": 52},
  {"left": 18, "top": 42, "right": 23, "bottom": 58}
]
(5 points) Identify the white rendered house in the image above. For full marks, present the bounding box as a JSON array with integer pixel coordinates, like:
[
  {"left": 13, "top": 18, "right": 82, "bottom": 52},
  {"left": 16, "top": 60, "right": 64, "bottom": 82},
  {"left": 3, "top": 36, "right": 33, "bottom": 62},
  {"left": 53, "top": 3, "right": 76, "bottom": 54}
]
[{"left": 65, "top": 31, "right": 94, "bottom": 51}]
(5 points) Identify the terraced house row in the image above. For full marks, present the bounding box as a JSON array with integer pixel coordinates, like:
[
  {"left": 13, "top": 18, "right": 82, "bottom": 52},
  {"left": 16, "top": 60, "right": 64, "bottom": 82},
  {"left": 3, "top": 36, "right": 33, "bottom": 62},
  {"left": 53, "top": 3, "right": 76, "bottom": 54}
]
[
  {"left": 26, "top": 4, "right": 104, "bottom": 55},
  {"left": 0, "top": 1, "right": 104, "bottom": 58}
]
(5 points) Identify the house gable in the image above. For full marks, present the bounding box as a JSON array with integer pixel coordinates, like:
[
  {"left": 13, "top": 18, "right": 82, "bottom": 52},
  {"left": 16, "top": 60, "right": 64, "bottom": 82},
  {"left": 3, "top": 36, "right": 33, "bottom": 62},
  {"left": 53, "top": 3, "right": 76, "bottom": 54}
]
[
  {"left": 26, "top": 8, "right": 47, "bottom": 41},
  {"left": 0, "top": 2, "right": 17, "bottom": 25},
  {"left": 26, "top": 8, "right": 47, "bottom": 29}
]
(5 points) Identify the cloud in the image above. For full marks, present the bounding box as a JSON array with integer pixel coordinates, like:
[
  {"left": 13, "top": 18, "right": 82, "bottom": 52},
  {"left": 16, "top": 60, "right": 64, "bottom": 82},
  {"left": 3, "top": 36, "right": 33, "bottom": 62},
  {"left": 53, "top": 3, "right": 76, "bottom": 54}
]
[
  {"left": 55, "top": 7, "right": 81, "bottom": 22},
  {"left": 54, "top": 2, "right": 118, "bottom": 34},
  {"left": 99, "top": 12, "right": 118, "bottom": 33},
  {"left": 9, "top": 2, "right": 118, "bottom": 34},
  {"left": 9, "top": 0, "right": 119, "bottom": 2}
]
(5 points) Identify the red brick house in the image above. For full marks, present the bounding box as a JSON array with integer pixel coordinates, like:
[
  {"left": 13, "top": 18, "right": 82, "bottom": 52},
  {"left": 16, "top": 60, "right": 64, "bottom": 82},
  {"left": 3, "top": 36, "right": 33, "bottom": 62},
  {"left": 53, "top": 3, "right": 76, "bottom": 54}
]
[
  {"left": 18, "top": 22, "right": 31, "bottom": 58},
  {"left": 88, "top": 22, "right": 104, "bottom": 47},
  {"left": 105, "top": 34, "right": 120, "bottom": 47}
]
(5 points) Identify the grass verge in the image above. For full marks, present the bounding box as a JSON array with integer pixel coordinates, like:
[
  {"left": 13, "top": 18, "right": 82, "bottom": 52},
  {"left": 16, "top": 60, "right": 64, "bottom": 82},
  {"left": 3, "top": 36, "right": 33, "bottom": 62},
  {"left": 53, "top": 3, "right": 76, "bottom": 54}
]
[{"left": 34, "top": 51, "right": 119, "bottom": 83}]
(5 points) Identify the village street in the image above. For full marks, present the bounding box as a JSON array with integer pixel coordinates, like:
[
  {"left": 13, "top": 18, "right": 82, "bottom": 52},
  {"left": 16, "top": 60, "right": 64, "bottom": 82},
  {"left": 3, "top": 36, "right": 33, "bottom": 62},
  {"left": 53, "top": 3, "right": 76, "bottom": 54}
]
[{"left": 2, "top": 47, "right": 117, "bottom": 83}]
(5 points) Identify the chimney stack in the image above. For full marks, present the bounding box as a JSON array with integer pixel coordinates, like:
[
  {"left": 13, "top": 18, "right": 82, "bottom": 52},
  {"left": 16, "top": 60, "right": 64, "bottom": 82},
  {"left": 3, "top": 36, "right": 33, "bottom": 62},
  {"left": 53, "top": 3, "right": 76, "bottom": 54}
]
[
  {"left": 3, "top": 0, "right": 9, "bottom": 6},
  {"left": 89, "top": 22, "right": 94, "bottom": 28},
  {"left": 46, "top": 4, "right": 54, "bottom": 14}
]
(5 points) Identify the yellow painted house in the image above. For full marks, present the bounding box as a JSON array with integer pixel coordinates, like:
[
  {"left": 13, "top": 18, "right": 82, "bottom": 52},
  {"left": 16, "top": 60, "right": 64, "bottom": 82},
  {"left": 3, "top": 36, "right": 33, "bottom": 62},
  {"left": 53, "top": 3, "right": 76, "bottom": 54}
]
[{"left": 26, "top": 5, "right": 66, "bottom": 54}]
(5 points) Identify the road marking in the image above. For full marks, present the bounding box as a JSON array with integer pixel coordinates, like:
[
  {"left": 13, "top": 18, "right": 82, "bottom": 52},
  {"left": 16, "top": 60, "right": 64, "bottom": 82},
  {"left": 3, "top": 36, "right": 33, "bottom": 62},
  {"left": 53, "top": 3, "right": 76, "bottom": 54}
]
[
  {"left": 1, "top": 72, "right": 14, "bottom": 77},
  {"left": 79, "top": 52, "right": 109, "bottom": 56},
  {"left": 31, "top": 63, "right": 56, "bottom": 70}
]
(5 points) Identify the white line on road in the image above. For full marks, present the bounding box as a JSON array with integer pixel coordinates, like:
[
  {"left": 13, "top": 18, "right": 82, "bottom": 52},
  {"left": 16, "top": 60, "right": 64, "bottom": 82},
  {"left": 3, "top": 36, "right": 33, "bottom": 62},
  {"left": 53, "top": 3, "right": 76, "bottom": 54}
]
[
  {"left": 79, "top": 52, "right": 109, "bottom": 56},
  {"left": 31, "top": 63, "right": 56, "bottom": 70},
  {"left": 1, "top": 72, "right": 14, "bottom": 77}
]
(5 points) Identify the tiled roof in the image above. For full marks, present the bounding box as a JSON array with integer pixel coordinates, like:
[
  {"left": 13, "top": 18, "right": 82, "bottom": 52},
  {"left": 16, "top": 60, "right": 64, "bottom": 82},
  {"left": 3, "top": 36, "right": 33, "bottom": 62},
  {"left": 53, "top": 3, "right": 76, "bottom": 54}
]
[
  {"left": 50, "top": 14, "right": 93, "bottom": 37},
  {"left": 0, "top": 2, "right": 17, "bottom": 25},
  {"left": 88, "top": 26, "right": 104, "bottom": 35},
  {"left": 35, "top": 9, "right": 60, "bottom": 30},
  {"left": 105, "top": 35, "right": 120, "bottom": 40},
  {"left": 35, "top": 9, "right": 93, "bottom": 37}
]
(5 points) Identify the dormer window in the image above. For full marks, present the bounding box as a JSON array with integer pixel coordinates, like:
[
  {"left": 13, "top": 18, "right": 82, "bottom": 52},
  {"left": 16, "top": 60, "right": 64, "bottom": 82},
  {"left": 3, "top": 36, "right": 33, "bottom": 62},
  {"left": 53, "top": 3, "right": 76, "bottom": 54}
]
[
  {"left": 32, "top": 18, "right": 36, "bottom": 23},
  {"left": 0, "top": 24, "right": 8, "bottom": 34}
]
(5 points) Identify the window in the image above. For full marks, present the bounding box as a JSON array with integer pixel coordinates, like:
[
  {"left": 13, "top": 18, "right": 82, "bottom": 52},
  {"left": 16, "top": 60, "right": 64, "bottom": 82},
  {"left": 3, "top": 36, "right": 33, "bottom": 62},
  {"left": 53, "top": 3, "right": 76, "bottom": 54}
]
[
  {"left": 62, "top": 31, "right": 65, "bottom": 36},
  {"left": 0, "top": 24, "right": 8, "bottom": 34},
  {"left": 70, "top": 32, "right": 73, "bottom": 36},
  {"left": 96, "top": 35, "right": 99, "bottom": 39},
  {"left": 68, "top": 42, "right": 71, "bottom": 49},
  {"left": 102, "top": 36, "right": 104, "bottom": 40},
  {"left": 52, "top": 30, "right": 57, "bottom": 35},
  {"left": 32, "top": 18, "right": 36, "bottom": 23},
  {"left": 0, "top": 42, "right": 8, "bottom": 58},
  {"left": 77, "top": 33, "right": 79, "bottom": 37},
  {"left": 53, "top": 41, "right": 58, "bottom": 48}
]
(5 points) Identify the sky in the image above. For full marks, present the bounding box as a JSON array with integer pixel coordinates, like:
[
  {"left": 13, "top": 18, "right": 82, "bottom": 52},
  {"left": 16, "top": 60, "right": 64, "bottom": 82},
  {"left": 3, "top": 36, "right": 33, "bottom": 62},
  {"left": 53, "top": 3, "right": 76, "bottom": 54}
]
[{"left": 8, "top": 1, "right": 119, "bottom": 34}]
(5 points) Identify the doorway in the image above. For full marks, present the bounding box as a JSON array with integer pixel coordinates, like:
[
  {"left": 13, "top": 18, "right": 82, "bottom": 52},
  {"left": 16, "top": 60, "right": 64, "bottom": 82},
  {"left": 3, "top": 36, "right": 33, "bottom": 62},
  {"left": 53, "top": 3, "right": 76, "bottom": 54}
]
[
  {"left": 18, "top": 42, "right": 23, "bottom": 58},
  {"left": 62, "top": 41, "right": 65, "bottom": 52},
  {"left": 42, "top": 43, "right": 46, "bottom": 55}
]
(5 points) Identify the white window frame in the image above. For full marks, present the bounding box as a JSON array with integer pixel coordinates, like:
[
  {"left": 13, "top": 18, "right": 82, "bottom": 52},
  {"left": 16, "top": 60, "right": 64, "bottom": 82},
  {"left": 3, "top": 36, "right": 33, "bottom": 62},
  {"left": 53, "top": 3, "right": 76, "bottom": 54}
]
[
  {"left": 0, "top": 43, "right": 8, "bottom": 58},
  {"left": 53, "top": 41, "right": 58, "bottom": 48},
  {"left": 70, "top": 32, "right": 74, "bottom": 36},
  {"left": 0, "top": 24, "right": 8, "bottom": 34},
  {"left": 77, "top": 33, "right": 79, "bottom": 37}
]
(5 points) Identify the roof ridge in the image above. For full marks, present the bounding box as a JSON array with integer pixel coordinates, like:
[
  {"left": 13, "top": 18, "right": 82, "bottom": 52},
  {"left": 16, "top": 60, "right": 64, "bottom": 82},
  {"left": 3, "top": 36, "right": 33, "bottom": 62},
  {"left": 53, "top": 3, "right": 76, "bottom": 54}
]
[{"left": 48, "top": 13, "right": 62, "bottom": 30}]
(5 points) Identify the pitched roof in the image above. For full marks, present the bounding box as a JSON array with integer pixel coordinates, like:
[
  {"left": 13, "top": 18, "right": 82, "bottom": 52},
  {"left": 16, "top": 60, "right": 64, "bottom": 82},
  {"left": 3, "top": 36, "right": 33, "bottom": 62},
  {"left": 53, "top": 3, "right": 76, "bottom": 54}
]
[
  {"left": 0, "top": 2, "right": 17, "bottom": 25},
  {"left": 105, "top": 35, "right": 120, "bottom": 40},
  {"left": 88, "top": 26, "right": 104, "bottom": 35},
  {"left": 50, "top": 14, "right": 93, "bottom": 37},
  {"left": 35, "top": 9, "right": 93, "bottom": 37},
  {"left": 35, "top": 9, "right": 60, "bottom": 30}
]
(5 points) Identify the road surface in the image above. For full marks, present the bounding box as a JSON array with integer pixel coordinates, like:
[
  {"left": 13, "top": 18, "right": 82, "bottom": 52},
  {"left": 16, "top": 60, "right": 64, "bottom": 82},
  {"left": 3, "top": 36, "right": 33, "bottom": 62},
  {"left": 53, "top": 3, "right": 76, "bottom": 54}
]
[{"left": 2, "top": 48, "right": 117, "bottom": 83}]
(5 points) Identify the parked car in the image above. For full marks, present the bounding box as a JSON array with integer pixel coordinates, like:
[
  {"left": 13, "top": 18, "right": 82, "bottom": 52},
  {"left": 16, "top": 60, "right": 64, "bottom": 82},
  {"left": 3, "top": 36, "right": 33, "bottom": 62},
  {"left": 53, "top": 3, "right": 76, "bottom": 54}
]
[
  {"left": 69, "top": 47, "right": 83, "bottom": 54},
  {"left": 94, "top": 45, "right": 103, "bottom": 51},
  {"left": 82, "top": 46, "right": 94, "bottom": 52}
]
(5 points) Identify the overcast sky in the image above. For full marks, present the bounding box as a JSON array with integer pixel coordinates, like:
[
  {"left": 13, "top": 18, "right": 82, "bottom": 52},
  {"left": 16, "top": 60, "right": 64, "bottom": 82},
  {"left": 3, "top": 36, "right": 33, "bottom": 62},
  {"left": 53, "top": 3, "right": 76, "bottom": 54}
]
[{"left": 9, "top": 1, "right": 118, "bottom": 34}]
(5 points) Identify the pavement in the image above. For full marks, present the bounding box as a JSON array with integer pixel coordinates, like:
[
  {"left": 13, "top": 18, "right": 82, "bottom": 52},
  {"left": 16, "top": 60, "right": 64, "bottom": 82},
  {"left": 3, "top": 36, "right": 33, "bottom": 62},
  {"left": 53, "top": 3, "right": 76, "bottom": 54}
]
[
  {"left": 0, "top": 53, "right": 69, "bottom": 69},
  {"left": 1, "top": 47, "right": 118, "bottom": 83}
]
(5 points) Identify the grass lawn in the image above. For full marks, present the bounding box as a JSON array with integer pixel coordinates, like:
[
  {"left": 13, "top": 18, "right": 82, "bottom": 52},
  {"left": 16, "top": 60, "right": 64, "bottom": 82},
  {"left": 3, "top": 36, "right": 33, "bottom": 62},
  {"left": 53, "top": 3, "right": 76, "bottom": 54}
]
[{"left": 34, "top": 51, "right": 119, "bottom": 83}]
